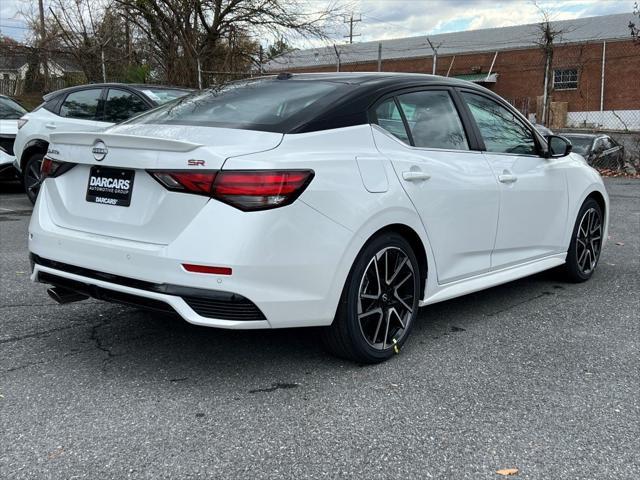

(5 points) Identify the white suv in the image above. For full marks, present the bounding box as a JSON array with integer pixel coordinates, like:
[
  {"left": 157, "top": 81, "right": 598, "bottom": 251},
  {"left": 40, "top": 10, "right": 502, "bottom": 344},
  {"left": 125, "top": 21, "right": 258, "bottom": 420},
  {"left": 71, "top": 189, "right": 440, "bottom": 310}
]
[
  {"left": 0, "top": 94, "right": 28, "bottom": 180},
  {"left": 14, "top": 83, "right": 191, "bottom": 202}
]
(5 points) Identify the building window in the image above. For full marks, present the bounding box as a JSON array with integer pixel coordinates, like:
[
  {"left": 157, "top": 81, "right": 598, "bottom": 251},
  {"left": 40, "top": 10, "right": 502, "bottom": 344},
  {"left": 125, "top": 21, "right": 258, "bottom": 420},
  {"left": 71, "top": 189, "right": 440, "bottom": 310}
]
[{"left": 553, "top": 68, "right": 578, "bottom": 90}]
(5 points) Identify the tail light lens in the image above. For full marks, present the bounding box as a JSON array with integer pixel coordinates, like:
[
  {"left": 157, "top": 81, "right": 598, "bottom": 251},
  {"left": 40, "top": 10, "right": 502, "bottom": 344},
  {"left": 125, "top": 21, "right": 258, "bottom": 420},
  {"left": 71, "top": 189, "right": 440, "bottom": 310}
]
[
  {"left": 41, "top": 157, "right": 75, "bottom": 180},
  {"left": 150, "top": 171, "right": 217, "bottom": 195},
  {"left": 148, "top": 170, "right": 314, "bottom": 211}
]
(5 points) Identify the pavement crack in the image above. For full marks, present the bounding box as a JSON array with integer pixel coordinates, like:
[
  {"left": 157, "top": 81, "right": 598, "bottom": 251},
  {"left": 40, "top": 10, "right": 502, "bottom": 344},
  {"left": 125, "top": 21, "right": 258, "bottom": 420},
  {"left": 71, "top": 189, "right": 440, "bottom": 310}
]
[
  {"left": 249, "top": 382, "right": 299, "bottom": 394},
  {"left": 89, "top": 320, "right": 120, "bottom": 369}
]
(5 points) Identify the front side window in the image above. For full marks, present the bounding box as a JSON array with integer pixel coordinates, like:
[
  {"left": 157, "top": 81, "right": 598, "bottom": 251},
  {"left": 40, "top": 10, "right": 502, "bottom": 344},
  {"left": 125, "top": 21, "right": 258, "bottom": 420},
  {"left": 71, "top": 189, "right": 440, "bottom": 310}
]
[
  {"left": 462, "top": 92, "right": 537, "bottom": 156},
  {"left": 553, "top": 68, "right": 578, "bottom": 90},
  {"left": 103, "top": 89, "right": 148, "bottom": 123},
  {"left": 60, "top": 89, "right": 103, "bottom": 120},
  {"left": 396, "top": 91, "right": 469, "bottom": 150},
  {"left": 374, "top": 98, "right": 410, "bottom": 144}
]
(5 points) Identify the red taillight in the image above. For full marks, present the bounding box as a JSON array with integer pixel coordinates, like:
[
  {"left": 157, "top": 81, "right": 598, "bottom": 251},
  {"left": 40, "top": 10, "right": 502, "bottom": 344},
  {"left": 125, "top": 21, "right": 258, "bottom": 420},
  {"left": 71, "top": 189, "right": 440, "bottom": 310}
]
[
  {"left": 41, "top": 157, "right": 74, "bottom": 180},
  {"left": 182, "top": 263, "right": 233, "bottom": 275},
  {"left": 40, "top": 157, "right": 56, "bottom": 178},
  {"left": 213, "top": 170, "right": 314, "bottom": 211},
  {"left": 149, "top": 169, "right": 314, "bottom": 211},
  {"left": 149, "top": 171, "right": 217, "bottom": 195}
]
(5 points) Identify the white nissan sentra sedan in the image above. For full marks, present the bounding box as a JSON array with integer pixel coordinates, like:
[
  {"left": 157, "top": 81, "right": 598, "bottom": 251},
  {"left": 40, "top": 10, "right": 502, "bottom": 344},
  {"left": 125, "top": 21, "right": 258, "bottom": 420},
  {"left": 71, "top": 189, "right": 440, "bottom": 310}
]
[{"left": 29, "top": 73, "right": 608, "bottom": 363}]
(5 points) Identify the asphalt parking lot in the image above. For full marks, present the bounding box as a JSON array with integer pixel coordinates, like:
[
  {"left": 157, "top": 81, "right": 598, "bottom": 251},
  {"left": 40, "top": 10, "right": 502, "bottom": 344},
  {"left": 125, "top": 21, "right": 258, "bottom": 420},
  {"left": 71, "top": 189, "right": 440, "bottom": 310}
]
[{"left": 1, "top": 178, "right": 638, "bottom": 479}]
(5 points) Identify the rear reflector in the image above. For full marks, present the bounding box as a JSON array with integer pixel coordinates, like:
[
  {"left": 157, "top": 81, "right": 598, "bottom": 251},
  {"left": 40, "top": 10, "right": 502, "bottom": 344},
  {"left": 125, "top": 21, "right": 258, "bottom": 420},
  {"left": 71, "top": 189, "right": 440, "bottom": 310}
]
[
  {"left": 182, "top": 263, "right": 233, "bottom": 275},
  {"left": 148, "top": 169, "right": 314, "bottom": 211}
]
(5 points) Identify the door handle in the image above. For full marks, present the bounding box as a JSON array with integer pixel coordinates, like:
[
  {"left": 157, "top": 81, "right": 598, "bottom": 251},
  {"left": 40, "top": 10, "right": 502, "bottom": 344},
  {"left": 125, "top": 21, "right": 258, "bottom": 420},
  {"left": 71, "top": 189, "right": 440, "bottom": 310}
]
[
  {"left": 45, "top": 123, "right": 57, "bottom": 129},
  {"left": 498, "top": 174, "right": 518, "bottom": 184},
  {"left": 402, "top": 171, "right": 431, "bottom": 182}
]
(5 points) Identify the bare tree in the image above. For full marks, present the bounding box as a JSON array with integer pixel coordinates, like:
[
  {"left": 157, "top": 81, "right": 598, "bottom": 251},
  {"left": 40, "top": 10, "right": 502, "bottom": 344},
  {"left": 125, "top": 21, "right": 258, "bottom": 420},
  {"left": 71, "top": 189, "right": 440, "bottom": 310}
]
[
  {"left": 535, "top": 5, "right": 566, "bottom": 127},
  {"left": 114, "top": 0, "right": 347, "bottom": 86}
]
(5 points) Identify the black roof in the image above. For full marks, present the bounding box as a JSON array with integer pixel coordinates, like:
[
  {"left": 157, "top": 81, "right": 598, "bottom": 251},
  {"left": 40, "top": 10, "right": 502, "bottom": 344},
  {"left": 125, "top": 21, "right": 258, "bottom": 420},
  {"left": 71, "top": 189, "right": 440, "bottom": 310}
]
[
  {"left": 270, "top": 72, "right": 493, "bottom": 134},
  {"left": 272, "top": 72, "right": 476, "bottom": 88}
]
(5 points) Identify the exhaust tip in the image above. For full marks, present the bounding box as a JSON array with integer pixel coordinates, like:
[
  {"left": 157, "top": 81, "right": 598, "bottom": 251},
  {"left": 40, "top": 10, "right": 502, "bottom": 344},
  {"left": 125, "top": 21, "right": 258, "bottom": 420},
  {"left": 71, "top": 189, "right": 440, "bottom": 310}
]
[{"left": 47, "top": 286, "right": 89, "bottom": 305}]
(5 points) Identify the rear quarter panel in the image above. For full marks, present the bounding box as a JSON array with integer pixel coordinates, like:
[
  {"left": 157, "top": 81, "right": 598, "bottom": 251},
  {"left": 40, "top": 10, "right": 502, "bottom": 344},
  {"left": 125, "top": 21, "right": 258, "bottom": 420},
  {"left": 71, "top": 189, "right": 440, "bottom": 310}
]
[{"left": 222, "top": 124, "right": 436, "bottom": 308}]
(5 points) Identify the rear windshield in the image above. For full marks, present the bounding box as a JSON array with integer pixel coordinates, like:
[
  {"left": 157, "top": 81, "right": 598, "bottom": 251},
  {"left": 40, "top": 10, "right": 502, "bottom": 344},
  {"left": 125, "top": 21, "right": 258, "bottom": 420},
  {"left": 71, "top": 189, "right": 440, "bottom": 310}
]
[
  {"left": 139, "top": 88, "right": 191, "bottom": 105},
  {"left": 125, "top": 79, "right": 346, "bottom": 132}
]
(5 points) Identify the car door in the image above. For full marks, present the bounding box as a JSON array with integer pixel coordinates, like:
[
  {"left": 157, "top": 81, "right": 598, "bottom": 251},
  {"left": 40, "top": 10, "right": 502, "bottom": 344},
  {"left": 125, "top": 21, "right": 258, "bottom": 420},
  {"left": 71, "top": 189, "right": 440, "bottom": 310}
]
[
  {"left": 51, "top": 88, "right": 112, "bottom": 133},
  {"left": 597, "top": 136, "right": 624, "bottom": 169},
  {"left": 459, "top": 90, "right": 568, "bottom": 269},
  {"left": 103, "top": 88, "right": 151, "bottom": 124},
  {"left": 372, "top": 88, "right": 500, "bottom": 284}
]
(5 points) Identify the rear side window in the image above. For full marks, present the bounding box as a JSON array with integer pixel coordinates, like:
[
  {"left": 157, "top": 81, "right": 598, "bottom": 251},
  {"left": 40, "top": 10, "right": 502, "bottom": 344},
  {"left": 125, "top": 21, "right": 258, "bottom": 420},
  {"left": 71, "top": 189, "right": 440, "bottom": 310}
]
[
  {"left": 462, "top": 92, "right": 536, "bottom": 155},
  {"left": 396, "top": 91, "right": 469, "bottom": 150},
  {"left": 60, "top": 89, "right": 103, "bottom": 120},
  {"left": 103, "top": 89, "right": 148, "bottom": 123},
  {"left": 374, "top": 98, "right": 410, "bottom": 144},
  {"left": 125, "top": 79, "right": 345, "bottom": 132}
]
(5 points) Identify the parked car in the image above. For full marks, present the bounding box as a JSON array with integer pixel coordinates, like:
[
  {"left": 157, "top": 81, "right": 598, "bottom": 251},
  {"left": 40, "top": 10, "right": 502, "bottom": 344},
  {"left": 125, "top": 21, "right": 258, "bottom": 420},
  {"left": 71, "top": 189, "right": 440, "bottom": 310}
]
[
  {"left": 533, "top": 123, "right": 553, "bottom": 136},
  {"left": 14, "top": 83, "right": 192, "bottom": 202},
  {"left": 561, "top": 133, "right": 625, "bottom": 170},
  {"left": 30, "top": 73, "right": 608, "bottom": 363},
  {"left": 0, "top": 94, "right": 28, "bottom": 180}
]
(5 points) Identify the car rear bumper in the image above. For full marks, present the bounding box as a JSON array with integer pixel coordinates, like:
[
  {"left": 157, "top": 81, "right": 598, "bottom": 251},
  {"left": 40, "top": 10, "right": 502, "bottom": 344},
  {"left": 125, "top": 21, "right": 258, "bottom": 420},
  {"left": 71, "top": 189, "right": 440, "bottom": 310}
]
[
  {"left": 31, "top": 255, "right": 270, "bottom": 329},
  {"left": 29, "top": 182, "right": 355, "bottom": 329}
]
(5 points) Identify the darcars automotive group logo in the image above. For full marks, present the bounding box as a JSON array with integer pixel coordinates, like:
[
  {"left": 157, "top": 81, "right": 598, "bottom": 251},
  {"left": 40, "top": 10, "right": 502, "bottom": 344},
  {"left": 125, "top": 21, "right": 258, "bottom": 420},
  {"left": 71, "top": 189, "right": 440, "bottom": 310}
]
[{"left": 92, "top": 140, "right": 108, "bottom": 161}]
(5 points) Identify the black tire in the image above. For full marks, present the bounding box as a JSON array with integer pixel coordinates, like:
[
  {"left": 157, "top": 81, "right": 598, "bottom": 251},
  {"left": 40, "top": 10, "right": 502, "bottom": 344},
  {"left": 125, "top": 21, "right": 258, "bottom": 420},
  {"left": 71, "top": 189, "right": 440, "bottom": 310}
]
[
  {"left": 321, "top": 232, "right": 421, "bottom": 363},
  {"left": 22, "top": 152, "right": 45, "bottom": 204},
  {"left": 562, "top": 198, "right": 603, "bottom": 283}
]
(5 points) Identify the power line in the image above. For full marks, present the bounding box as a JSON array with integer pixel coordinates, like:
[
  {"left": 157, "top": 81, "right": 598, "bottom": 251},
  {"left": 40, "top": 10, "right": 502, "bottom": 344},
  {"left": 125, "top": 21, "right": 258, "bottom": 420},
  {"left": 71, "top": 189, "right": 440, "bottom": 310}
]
[{"left": 343, "top": 14, "right": 361, "bottom": 44}]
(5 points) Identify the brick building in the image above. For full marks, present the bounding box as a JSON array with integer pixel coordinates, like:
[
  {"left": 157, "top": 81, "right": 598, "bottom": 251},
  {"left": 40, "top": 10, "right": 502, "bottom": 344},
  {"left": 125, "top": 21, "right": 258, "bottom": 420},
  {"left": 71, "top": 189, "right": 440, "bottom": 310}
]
[{"left": 265, "top": 13, "right": 640, "bottom": 130}]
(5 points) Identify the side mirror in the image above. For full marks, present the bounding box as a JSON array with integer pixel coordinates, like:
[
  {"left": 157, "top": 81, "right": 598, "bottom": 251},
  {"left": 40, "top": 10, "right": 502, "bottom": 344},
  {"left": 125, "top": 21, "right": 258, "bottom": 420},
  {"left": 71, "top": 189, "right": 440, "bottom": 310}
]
[{"left": 545, "top": 135, "right": 572, "bottom": 158}]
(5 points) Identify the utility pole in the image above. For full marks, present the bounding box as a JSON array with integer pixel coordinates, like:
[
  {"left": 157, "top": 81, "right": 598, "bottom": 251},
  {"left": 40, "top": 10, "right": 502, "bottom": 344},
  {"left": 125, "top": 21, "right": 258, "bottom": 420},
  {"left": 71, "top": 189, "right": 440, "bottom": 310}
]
[
  {"left": 38, "top": 0, "right": 48, "bottom": 87},
  {"left": 343, "top": 14, "right": 361, "bottom": 44},
  {"left": 427, "top": 38, "right": 441, "bottom": 75}
]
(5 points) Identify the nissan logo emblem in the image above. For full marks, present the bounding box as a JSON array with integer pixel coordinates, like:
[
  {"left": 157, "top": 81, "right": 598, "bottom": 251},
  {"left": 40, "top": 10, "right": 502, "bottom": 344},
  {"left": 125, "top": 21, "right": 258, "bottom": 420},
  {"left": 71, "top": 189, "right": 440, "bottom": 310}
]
[{"left": 92, "top": 140, "right": 108, "bottom": 161}]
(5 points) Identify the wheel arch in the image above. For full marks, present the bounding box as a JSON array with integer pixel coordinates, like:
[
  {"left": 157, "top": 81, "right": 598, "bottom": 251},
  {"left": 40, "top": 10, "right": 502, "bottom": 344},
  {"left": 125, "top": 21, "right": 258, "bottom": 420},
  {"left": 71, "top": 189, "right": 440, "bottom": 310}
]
[
  {"left": 20, "top": 138, "right": 49, "bottom": 169},
  {"left": 585, "top": 190, "right": 606, "bottom": 224},
  {"left": 367, "top": 223, "right": 429, "bottom": 297}
]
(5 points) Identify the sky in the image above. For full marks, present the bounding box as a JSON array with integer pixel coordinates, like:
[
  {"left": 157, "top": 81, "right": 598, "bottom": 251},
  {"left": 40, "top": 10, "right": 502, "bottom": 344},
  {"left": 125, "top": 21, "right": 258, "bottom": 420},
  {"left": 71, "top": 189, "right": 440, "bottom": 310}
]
[{"left": 0, "top": 0, "right": 634, "bottom": 46}]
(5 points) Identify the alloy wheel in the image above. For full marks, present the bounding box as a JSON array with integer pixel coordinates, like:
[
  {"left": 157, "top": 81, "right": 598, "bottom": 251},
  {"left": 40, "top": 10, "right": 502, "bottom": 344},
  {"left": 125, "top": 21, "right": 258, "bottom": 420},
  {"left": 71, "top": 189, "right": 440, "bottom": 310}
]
[
  {"left": 24, "top": 157, "right": 43, "bottom": 201},
  {"left": 575, "top": 207, "right": 602, "bottom": 275},
  {"left": 357, "top": 246, "right": 417, "bottom": 350}
]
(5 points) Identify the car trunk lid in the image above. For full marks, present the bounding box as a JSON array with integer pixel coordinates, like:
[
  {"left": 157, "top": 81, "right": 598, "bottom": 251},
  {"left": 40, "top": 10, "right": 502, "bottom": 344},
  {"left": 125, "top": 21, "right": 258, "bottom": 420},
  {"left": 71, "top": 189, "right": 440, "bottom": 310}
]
[{"left": 44, "top": 126, "right": 282, "bottom": 244}]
